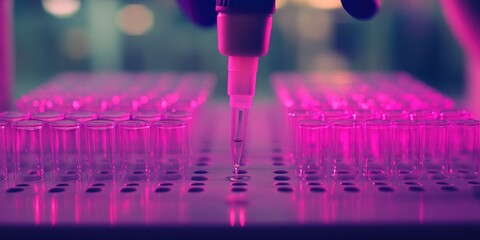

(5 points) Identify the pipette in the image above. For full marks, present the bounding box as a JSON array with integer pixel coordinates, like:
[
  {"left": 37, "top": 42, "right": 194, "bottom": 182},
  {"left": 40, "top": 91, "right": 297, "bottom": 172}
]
[{"left": 216, "top": 0, "right": 275, "bottom": 179}]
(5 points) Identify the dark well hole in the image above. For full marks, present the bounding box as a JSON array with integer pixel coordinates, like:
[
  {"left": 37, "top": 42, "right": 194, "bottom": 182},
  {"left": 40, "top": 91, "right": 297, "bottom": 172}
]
[
  {"left": 307, "top": 182, "right": 322, "bottom": 186},
  {"left": 126, "top": 183, "right": 139, "bottom": 187},
  {"left": 275, "top": 182, "right": 290, "bottom": 186},
  {"left": 100, "top": 171, "right": 109, "bottom": 174},
  {"left": 155, "top": 187, "right": 171, "bottom": 193},
  {"left": 86, "top": 187, "right": 102, "bottom": 193},
  {"left": 121, "top": 188, "right": 137, "bottom": 193},
  {"left": 274, "top": 170, "right": 289, "bottom": 174},
  {"left": 378, "top": 187, "right": 395, "bottom": 192},
  {"left": 193, "top": 170, "right": 208, "bottom": 174},
  {"left": 66, "top": 171, "right": 77, "bottom": 174},
  {"left": 188, "top": 187, "right": 204, "bottom": 193},
  {"left": 340, "top": 182, "right": 354, "bottom": 186},
  {"left": 273, "top": 176, "right": 291, "bottom": 181},
  {"left": 436, "top": 182, "right": 451, "bottom": 186},
  {"left": 6, "top": 188, "right": 24, "bottom": 193},
  {"left": 91, "top": 183, "right": 105, "bottom": 187},
  {"left": 271, "top": 156, "right": 284, "bottom": 161},
  {"left": 160, "top": 183, "right": 173, "bottom": 186},
  {"left": 305, "top": 171, "right": 318, "bottom": 175},
  {"left": 197, "top": 157, "right": 210, "bottom": 162},
  {"left": 374, "top": 182, "right": 388, "bottom": 186},
  {"left": 310, "top": 187, "right": 327, "bottom": 193},
  {"left": 344, "top": 187, "right": 360, "bottom": 193},
  {"left": 404, "top": 181, "right": 419, "bottom": 186},
  {"left": 277, "top": 187, "right": 293, "bottom": 192},
  {"left": 56, "top": 183, "right": 69, "bottom": 187},
  {"left": 16, "top": 184, "right": 29, "bottom": 187},
  {"left": 234, "top": 170, "right": 248, "bottom": 175},
  {"left": 49, "top": 188, "right": 65, "bottom": 193},
  {"left": 273, "top": 163, "right": 285, "bottom": 166},
  {"left": 191, "top": 176, "right": 208, "bottom": 181},
  {"left": 305, "top": 176, "right": 321, "bottom": 181},
  {"left": 191, "top": 182, "right": 205, "bottom": 186},
  {"left": 196, "top": 163, "right": 210, "bottom": 167},
  {"left": 231, "top": 187, "right": 247, "bottom": 193},
  {"left": 441, "top": 186, "right": 458, "bottom": 192},
  {"left": 132, "top": 171, "right": 144, "bottom": 175},
  {"left": 467, "top": 181, "right": 480, "bottom": 185},
  {"left": 232, "top": 182, "right": 247, "bottom": 186},
  {"left": 409, "top": 186, "right": 426, "bottom": 192}
]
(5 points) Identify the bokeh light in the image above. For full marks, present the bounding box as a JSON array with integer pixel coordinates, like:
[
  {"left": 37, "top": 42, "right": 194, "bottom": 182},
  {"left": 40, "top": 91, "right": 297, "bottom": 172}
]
[
  {"left": 42, "top": 0, "right": 81, "bottom": 18},
  {"left": 116, "top": 4, "right": 154, "bottom": 36}
]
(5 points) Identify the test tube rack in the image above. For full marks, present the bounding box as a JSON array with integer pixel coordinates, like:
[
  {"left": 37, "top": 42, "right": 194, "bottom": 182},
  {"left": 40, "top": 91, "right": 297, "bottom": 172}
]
[{"left": 0, "top": 72, "right": 479, "bottom": 240}]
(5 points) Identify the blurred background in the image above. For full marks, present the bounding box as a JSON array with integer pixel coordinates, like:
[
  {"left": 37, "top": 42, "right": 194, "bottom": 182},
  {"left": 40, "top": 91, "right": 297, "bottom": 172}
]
[{"left": 13, "top": 0, "right": 465, "bottom": 100}]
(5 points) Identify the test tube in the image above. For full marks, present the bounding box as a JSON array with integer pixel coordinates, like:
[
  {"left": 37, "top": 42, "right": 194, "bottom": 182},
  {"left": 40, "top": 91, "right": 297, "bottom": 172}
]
[
  {"left": 363, "top": 120, "right": 392, "bottom": 180},
  {"left": 288, "top": 109, "right": 313, "bottom": 161},
  {"left": 0, "top": 111, "right": 30, "bottom": 173},
  {"left": 98, "top": 110, "right": 130, "bottom": 122},
  {"left": 409, "top": 109, "right": 438, "bottom": 121},
  {"left": 31, "top": 111, "right": 65, "bottom": 173},
  {"left": 317, "top": 109, "right": 350, "bottom": 122},
  {"left": 0, "top": 121, "right": 7, "bottom": 181},
  {"left": 380, "top": 109, "right": 409, "bottom": 121},
  {"left": 297, "top": 120, "right": 329, "bottom": 181},
  {"left": 132, "top": 111, "right": 163, "bottom": 123},
  {"left": 164, "top": 110, "right": 193, "bottom": 157},
  {"left": 152, "top": 119, "right": 187, "bottom": 180},
  {"left": 451, "top": 119, "right": 480, "bottom": 177},
  {"left": 118, "top": 120, "right": 151, "bottom": 181},
  {"left": 65, "top": 111, "right": 98, "bottom": 123},
  {"left": 50, "top": 120, "right": 81, "bottom": 182},
  {"left": 85, "top": 120, "right": 116, "bottom": 181},
  {"left": 331, "top": 120, "right": 360, "bottom": 180},
  {"left": 423, "top": 120, "right": 451, "bottom": 178},
  {"left": 439, "top": 109, "right": 472, "bottom": 121},
  {"left": 392, "top": 120, "right": 423, "bottom": 179},
  {"left": 12, "top": 120, "right": 45, "bottom": 182}
]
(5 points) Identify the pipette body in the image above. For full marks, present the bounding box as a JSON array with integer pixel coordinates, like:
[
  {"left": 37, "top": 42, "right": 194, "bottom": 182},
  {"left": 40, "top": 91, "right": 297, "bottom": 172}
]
[{"left": 216, "top": 0, "right": 275, "bottom": 177}]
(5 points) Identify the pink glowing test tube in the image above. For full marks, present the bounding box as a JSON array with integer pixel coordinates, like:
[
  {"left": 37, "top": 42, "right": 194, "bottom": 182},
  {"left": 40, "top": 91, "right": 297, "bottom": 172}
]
[
  {"left": 50, "top": 120, "right": 81, "bottom": 182},
  {"left": 65, "top": 111, "right": 98, "bottom": 123},
  {"left": 331, "top": 120, "right": 360, "bottom": 180},
  {"left": 118, "top": 120, "right": 151, "bottom": 181},
  {"left": 423, "top": 120, "right": 451, "bottom": 178},
  {"left": 31, "top": 111, "right": 65, "bottom": 173},
  {"left": 164, "top": 110, "right": 193, "bottom": 156},
  {"left": 98, "top": 110, "right": 130, "bottom": 122},
  {"left": 0, "top": 120, "right": 7, "bottom": 181},
  {"left": 451, "top": 119, "right": 480, "bottom": 177},
  {"left": 0, "top": 111, "right": 30, "bottom": 173},
  {"left": 85, "top": 120, "right": 116, "bottom": 181},
  {"left": 132, "top": 111, "right": 163, "bottom": 123},
  {"left": 363, "top": 120, "right": 392, "bottom": 180},
  {"left": 288, "top": 109, "right": 313, "bottom": 161},
  {"left": 297, "top": 120, "right": 329, "bottom": 181},
  {"left": 152, "top": 119, "right": 187, "bottom": 180},
  {"left": 392, "top": 120, "right": 423, "bottom": 179},
  {"left": 12, "top": 120, "right": 45, "bottom": 182}
]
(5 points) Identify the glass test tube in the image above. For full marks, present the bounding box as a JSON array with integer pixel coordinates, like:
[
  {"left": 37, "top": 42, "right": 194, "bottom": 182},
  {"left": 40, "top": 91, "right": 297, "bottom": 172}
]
[
  {"left": 423, "top": 120, "right": 451, "bottom": 178},
  {"left": 118, "top": 120, "right": 151, "bottom": 181},
  {"left": 132, "top": 111, "right": 163, "bottom": 123},
  {"left": 0, "top": 121, "right": 7, "bottom": 181},
  {"left": 363, "top": 120, "right": 392, "bottom": 180},
  {"left": 393, "top": 120, "right": 423, "bottom": 179},
  {"left": 65, "top": 111, "right": 98, "bottom": 173},
  {"left": 451, "top": 119, "right": 480, "bottom": 177},
  {"left": 152, "top": 119, "right": 188, "bottom": 180},
  {"left": 12, "top": 120, "right": 45, "bottom": 182},
  {"left": 85, "top": 120, "right": 116, "bottom": 181},
  {"left": 164, "top": 110, "right": 193, "bottom": 158},
  {"left": 288, "top": 109, "right": 313, "bottom": 162},
  {"left": 331, "top": 120, "right": 360, "bottom": 180},
  {"left": 98, "top": 110, "right": 130, "bottom": 122},
  {"left": 0, "top": 111, "right": 30, "bottom": 172},
  {"left": 31, "top": 111, "right": 65, "bottom": 173},
  {"left": 50, "top": 120, "right": 81, "bottom": 182},
  {"left": 297, "top": 120, "right": 329, "bottom": 181}
]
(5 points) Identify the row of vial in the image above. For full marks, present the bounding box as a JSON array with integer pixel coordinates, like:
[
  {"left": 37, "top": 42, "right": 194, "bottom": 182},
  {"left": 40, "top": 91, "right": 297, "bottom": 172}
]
[
  {"left": 0, "top": 110, "right": 192, "bottom": 183},
  {"left": 16, "top": 72, "right": 215, "bottom": 113},
  {"left": 292, "top": 112, "right": 480, "bottom": 181},
  {"left": 272, "top": 72, "right": 454, "bottom": 112}
]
